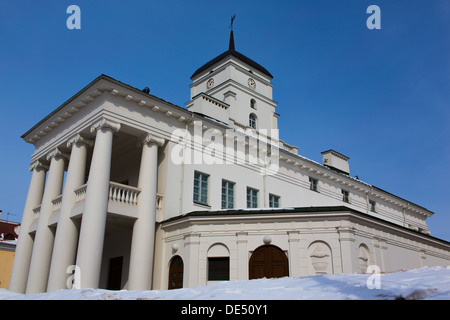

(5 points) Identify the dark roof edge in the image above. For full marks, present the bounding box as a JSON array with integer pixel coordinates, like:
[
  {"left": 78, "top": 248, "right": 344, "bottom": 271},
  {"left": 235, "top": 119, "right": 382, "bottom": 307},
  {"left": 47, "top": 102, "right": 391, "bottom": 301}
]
[
  {"left": 21, "top": 74, "right": 188, "bottom": 140},
  {"left": 21, "top": 74, "right": 108, "bottom": 139},
  {"left": 161, "top": 205, "right": 450, "bottom": 245},
  {"left": 190, "top": 49, "right": 273, "bottom": 80}
]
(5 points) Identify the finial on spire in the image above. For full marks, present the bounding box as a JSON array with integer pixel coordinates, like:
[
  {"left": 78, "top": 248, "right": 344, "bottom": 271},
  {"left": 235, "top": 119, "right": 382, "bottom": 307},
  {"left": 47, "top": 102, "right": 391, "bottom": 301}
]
[
  {"left": 229, "top": 14, "right": 236, "bottom": 51},
  {"left": 229, "top": 14, "right": 236, "bottom": 31}
]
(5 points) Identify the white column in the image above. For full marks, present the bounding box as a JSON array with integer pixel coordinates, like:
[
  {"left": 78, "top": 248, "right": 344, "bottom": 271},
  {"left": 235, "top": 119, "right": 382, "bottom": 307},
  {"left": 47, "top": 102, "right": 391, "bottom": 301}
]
[
  {"left": 26, "top": 149, "right": 68, "bottom": 294},
  {"left": 47, "top": 134, "right": 92, "bottom": 292},
  {"left": 184, "top": 233, "right": 200, "bottom": 288},
  {"left": 75, "top": 119, "right": 120, "bottom": 289},
  {"left": 236, "top": 232, "right": 248, "bottom": 280},
  {"left": 128, "top": 134, "right": 165, "bottom": 290},
  {"left": 288, "top": 231, "right": 301, "bottom": 277},
  {"left": 9, "top": 161, "right": 47, "bottom": 293},
  {"left": 337, "top": 226, "right": 357, "bottom": 274}
]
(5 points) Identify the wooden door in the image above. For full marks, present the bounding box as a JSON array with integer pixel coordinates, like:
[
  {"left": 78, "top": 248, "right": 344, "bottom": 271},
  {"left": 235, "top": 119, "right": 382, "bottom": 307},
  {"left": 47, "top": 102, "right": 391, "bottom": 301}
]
[
  {"left": 249, "top": 245, "right": 289, "bottom": 279},
  {"left": 168, "top": 256, "right": 184, "bottom": 289}
]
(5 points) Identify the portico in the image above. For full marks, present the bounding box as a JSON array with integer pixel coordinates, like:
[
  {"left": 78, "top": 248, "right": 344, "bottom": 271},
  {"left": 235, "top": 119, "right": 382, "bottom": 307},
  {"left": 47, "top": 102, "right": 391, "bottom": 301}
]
[{"left": 10, "top": 107, "right": 167, "bottom": 293}]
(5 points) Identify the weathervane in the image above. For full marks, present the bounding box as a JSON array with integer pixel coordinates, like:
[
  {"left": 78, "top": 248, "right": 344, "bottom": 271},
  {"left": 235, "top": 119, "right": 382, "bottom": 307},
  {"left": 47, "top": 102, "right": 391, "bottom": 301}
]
[{"left": 229, "top": 14, "right": 236, "bottom": 31}]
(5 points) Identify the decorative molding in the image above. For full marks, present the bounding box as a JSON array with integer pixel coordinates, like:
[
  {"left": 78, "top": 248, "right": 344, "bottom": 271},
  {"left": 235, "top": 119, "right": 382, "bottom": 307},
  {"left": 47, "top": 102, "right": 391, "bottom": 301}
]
[
  {"left": 67, "top": 133, "right": 94, "bottom": 148},
  {"left": 29, "top": 160, "right": 49, "bottom": 172},
  {"left": 310, "top": 245, "right": 330, "bottom": 258},
  {"left": 139, "top": 133, "right": 166, "bottom": 148},
  {"left": 90, "top": 118, "right": 121, "bottom": 133},
  {"left": 46, "top": 148, "right": 70, "bottom": 161}
]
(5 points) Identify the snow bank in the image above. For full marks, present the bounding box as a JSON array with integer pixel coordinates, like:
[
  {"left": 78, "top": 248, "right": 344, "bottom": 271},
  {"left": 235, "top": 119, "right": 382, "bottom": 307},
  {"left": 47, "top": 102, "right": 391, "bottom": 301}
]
[{"left": 1, "top": 266, "right": 449, "bottom": 300}]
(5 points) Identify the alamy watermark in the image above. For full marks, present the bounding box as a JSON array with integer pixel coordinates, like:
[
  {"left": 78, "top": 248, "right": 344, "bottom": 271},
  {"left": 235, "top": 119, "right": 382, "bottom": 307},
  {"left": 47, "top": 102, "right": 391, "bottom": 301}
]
[
  {"left": 170, "top": 121, "right": 281, "bottom": 175},
  {"left": 66, "top": 5, "right": 81, "bottom": 30},
  {"left": 66, "top": 265, "right": 81, "bottom": 289},
  {"left": 367, "top": 5, "right": 381, "bottom": 30},
  {"left": 65, "top": 5, "right": 381, "bottom": 31},
  {"left": 366, "top": 265, "right": 381, "bottom": 289}
]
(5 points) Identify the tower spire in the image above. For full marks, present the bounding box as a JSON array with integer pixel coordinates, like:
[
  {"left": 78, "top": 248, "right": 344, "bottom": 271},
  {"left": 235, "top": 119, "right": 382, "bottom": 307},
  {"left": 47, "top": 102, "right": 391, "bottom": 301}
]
[{"left": 229, "top": 14, "right": 236, "bottom": 51}]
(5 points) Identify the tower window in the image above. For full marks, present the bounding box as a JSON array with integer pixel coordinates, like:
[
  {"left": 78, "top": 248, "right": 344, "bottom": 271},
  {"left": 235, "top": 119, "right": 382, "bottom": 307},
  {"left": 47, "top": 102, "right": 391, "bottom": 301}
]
[
  {"left": 309, "top": 177, "right": 319, "bottom": 192},
  {"left": 249, "top": 113, "right": 257, "bottom": 129},
  {"left": 369, "top": 200, "right": 377, "bottom": 212},
  {"left": 250, "top": 99, "right": 257, "bottom": 109},
  {"left": 342, "top": 189, "right": 350, "bottom": 203}
]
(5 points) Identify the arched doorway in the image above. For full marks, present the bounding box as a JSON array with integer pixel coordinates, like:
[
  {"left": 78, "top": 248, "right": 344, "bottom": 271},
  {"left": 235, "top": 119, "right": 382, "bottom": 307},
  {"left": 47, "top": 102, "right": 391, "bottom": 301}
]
[
  {"left": 249, "top": 245, "right": 289, "bottom": 279},
  {"left": 168, "top": 255, "right": 183, "bottom": 290}
]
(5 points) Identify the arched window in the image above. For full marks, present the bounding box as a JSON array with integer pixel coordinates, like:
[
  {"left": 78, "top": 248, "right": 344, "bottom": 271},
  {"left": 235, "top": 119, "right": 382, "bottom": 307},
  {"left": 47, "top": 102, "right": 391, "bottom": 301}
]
[
  {"left": 249, "top": 113, "right": 257, "bottom": 129},
  {"left": 250, "top": 99, "right": 257, "bottom": 109}
]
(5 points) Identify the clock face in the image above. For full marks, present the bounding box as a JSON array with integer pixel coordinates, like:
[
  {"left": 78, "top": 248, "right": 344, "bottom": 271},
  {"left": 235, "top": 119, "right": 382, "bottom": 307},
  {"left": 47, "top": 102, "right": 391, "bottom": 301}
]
[
  {"left": 206, "top": 78, "right": 214, "bottom": 89},
  {"left": 248, "top": 78, "right": 256, "bottom": 90}
]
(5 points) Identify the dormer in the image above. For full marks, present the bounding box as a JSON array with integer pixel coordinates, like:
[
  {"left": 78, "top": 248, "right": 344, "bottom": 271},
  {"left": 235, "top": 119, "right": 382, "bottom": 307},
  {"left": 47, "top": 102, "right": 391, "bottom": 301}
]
[{"left": 186, "top": 30, "right": 278, "bottom": 132}]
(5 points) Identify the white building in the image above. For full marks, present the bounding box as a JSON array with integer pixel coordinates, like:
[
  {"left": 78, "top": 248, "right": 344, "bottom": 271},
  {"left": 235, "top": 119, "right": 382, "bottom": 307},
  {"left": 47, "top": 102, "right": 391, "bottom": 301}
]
[{"left": 10, "top": 30, "right": 450, "bottom": 294}]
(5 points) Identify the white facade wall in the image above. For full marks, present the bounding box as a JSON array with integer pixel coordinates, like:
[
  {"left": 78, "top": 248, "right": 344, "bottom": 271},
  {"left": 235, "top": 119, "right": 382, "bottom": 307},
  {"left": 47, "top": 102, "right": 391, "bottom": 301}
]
[{"left": 155, "top": 209, "right": 449, "bottom": 290}]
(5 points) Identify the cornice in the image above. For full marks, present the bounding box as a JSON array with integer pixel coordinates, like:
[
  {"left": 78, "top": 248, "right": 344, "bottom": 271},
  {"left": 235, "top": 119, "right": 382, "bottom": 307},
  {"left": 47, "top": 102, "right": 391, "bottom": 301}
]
[
  {"left": 22, "top": 82, "right": 104, "bottom": 144},
  {"left": 191, "top": 59, "right": 273, "bottom": 87},
  {"left": 277, "top": 150, "right": 434, "bottom": 218},
  {"left": 206, "top": 79, "right": 278, "bottom": 107}
]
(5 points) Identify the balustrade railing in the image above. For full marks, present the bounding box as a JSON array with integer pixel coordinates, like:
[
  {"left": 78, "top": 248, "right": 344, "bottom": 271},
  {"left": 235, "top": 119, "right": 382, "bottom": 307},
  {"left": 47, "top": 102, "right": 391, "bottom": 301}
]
[
  {"left": 33, "top": 182, "right": 164, "bottom": 221},
  {"left": 109, "top": 181, "right": 140, "bottom": 206}
]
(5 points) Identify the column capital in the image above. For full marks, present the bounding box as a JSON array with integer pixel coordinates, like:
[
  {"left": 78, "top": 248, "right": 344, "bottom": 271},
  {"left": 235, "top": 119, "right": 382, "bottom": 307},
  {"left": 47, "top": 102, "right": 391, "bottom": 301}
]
[
  {"left": 138, "top": 133, "right": 165, "bottom": 148},
  {"left": 29, "top": 160, "right": 49, "bottom": 172},
  {"left": 67, "top": 133, "right": 94, "bottom": 148},
  {"left": 46, "top": 148, "right": 70, "bottom": 162},
  {"left": 90, "top": 118, "right": 121, "bottom": 134}
]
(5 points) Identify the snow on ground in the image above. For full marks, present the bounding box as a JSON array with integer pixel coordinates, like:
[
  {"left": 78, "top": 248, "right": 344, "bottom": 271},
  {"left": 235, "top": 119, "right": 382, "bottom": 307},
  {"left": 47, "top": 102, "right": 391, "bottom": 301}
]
[{"left": 1, "top": 266, "right": 449, "bottom": 300}]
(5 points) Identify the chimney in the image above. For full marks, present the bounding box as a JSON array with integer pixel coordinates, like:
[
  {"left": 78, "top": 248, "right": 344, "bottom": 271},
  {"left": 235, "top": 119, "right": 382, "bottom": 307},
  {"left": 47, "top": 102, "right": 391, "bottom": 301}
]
[{"left": 321, "top": 149, "right": 350, "bottom": 175}]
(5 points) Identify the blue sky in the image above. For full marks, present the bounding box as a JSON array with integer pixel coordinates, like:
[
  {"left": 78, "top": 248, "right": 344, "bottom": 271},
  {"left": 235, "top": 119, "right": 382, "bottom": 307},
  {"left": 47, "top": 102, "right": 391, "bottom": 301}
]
[{"left": 0, "top": 1, "right": 449, "bottom": 241}]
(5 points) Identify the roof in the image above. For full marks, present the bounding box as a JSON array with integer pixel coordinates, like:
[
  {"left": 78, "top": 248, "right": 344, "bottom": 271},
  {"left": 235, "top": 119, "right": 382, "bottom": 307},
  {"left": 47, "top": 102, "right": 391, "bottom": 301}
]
[
  {"left": 190, "top": 31, "right": 273, "bottom": 80},
  {"left": 0, "top": 221, "right": 20, "bottom": 241},
  {"left": 21, "top": 74, "right": 187, "bottom": 140}
]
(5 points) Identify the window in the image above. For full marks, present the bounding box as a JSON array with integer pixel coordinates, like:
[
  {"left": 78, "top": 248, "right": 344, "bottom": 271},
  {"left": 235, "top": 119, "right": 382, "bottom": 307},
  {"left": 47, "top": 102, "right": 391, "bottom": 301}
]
[
  {"left": 249, "top": 113, "right": 257, "bottom": 129},
  {"left": 221, "top": 180, "right": 235, "bottom": 209},
  {"left": 369, "top": 200, "right": 376, "bottom": 212},
  {"left": 342, "top": 189, "right": 350, "bottom": 203},
  {"left": 208, "top": 257, "right": 230, "bottom": 281},
  {"left": 193, "top": 171, "right": 209, "bottom": 205},
  {"left": 250, "top": 99, "right": 257, "bottom": 109},
  {"left": 309, "top": 177, "right": 318, "bottom": 192},
  {"left": 247, "top": 187, "right": 258, "bottom": 208},
  {"left": 269, "top": 194, "right": 280, "bottom": 208}
]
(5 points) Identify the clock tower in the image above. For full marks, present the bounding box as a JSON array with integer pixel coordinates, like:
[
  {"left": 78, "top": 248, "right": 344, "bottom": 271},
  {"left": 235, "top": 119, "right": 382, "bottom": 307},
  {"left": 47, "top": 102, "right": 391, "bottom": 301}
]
[{"left": 186, "top": 29, "right": 279, "bottom": 133}]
